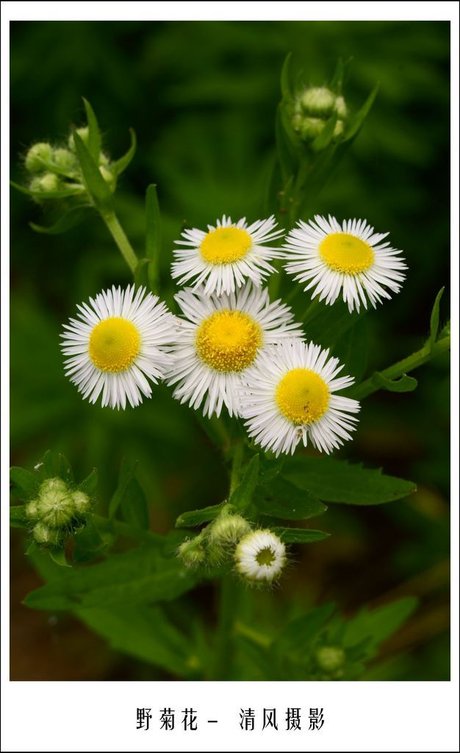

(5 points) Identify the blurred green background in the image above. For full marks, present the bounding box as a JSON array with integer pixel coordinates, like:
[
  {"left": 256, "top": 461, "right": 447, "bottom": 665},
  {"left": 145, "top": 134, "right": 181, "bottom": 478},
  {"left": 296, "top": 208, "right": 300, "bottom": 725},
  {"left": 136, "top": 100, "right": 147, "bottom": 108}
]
[{"left": 10, "top": 20, "right": 450, "bottom": 680}]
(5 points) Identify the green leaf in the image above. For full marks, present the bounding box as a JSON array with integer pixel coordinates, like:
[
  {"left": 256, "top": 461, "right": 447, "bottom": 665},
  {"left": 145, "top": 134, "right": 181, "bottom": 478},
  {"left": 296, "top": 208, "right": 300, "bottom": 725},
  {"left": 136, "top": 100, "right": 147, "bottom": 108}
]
[
  {"left": 75, "top": 605, "right": 197, "bottom": 677},
  {"left": 275, "top": 106, "right": 298, "bottom": 180},
  {"left": 280, "top": 51, "right": 293, "bottom": 100},
  {"left": 77, "top": 468, "right": 98, "bottom": 496},
  {"left": 371, "top": 372, "right": 418, "bottom": 393},
  {"left": 229, "top": 454, "right": 259, "bottom": 511},
  {"left": 73, "top": 131, "right": 113, "bottom": 209},
  {"left": 303, "top": 300, "right": 364, "bottom": 351},
  {"left": 109, "top": 459, "right": 149, "bottom": 530},
  {"left": 134, "top": 257, "right": 150, "bottom": 288},
  {"left": 344, "top": 83, "right": 379, "bottom": 142},
  {"left": 329, "top": 57, "right": 351, "bottom": 93},
  {"left": 109, "top": 458, "right": 136, "bottom": 519},
  {"left": 82, "top": 98, "right": 102, "bottom": 161},
  {"left": 10, "top": 467, "right": 40, "bottom": 498},
  {"left": 332, "top": 316, "right": 369, "bottom": 381},
  {"left": 275, "top": 603, "right": 336, "bottom": 656},
  {"left": 145, "top": 184, "right": 162, "bottom": 293},
  {"left": 111, "top": 128, "right": 137, "bottom": 176},
  {"left": 429, "top": 287, "right": 445, "bottom": 348},
  {"left": 11, "top": 180, "right": 84, "bottom": 200},
  {"left": 40, "top": 451, "right": 73, "bottom": 484},
  {"left": 10, "top": 505, "right": 29, "bottom": 529},
  {"left": 311, "top": 113, "right": 338, "bottom": 152},
  {"left": 24, "top": 545, "right": 197, "bottom": 611},
  {"left": 49, "top": 549, "right": 71, "bottom": 568},
  {"left": 30, "top": 207, "right": 89, "bottom": 235},
  {"left": 253, "top": 477, "right": 326, "bottom": 520},
  {"left": 344, "top": 597, "right": 418, "bottom": 655},
  {"left": 176, "top": 502, "right": 226, "bottom": 528},
  {"left": 284, "top": 457, "right": 416, "bottom": 505},
  {"left": 270, "top": 526, "right": 330, "bottom": 543}
]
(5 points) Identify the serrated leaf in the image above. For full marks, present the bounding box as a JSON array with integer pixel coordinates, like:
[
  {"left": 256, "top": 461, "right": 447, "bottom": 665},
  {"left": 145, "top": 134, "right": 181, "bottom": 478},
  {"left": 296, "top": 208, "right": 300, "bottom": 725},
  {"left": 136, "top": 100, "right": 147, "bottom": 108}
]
[
  {"left": 229, "top": 454, "right": 259, "bottom": 511},
  {"left": 77, "top": 468, "right": 98, "bottom": 496},
  {"left": 429, "top": 287, "right": 445, "bottom": 348},
  {"left": 111, "top": 128, "right": 136, "bottom": 176},
  {"left": 82, "top": 98, "right": 102, "bottom": 161},
  {"left": 284, "top": 457, "right": 416, "bottom": 505},
  {"left": 253, "top": 477, "right": 326, "bottom": 520},
  {"left": 30, "top": 207, "right": 89, "bottom": 235},
  {"left": 73, "top": 131, "right": 113, "bottom": 209},
  {"left": 176, "top": 502, "right": 226, "bottom": 528},
  {"left": 145, "top": 184, "right": 161, "bottom": 292},
  {"left": 10, "top": 505, "right": 29, "bottom": 528},
  {"left": 371, "top": 372, "right": 418, "bottom": 393},
  {"left": 10, "top": 467, "right": 40, "bottom": 498},
  {"left": 24, "top": 545, "right": 197, "bottom": 611},
  {"left": 75, "top": 605, "right": 197, "bottom": 677},
  {"left": 271, "top": 526, "right": 330, "bottom": 543}
]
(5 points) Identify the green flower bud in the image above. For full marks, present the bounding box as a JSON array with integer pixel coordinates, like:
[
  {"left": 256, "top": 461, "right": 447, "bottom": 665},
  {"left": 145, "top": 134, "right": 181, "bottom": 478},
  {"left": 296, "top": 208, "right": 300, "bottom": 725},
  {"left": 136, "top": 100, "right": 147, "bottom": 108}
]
[
  {"left": 68, "top": 126, "right": 89, "bottom": 151},
  {"left": 25, "top": 499, "right": 40, "bottom": 520},
  {"left": 335, "top": 95, "right": 347, "bottom": 119},
  {"left": 52, "top": 147, "right": 78, "bottom": 173},
  {"left": 208, "top": 514, "right": 251, "bottom": 549},
  {"left": 296, "top": 117, "right": 326, "bottom": 141},
  {"left": 71, "top": 490, "right": 91, "bottom": 515},
  {"left": 29, "top": 173, "right": 61, "bottom": 193},
  {"left": 33, "top": 522, "right": 63, "bottom": 547},
  {"left": 333, "top": 119, "right": 345, "bottom": 139},
  {"left": 25, "top": 142, "right": 53, "bottom": 173},
  {"left": 300, "top": 86, "right": 336, "bottom": 116},
  {"left": 315, "top": 646, "right": 346, "bottom": 673},
  {"left": 36, "top": 477, "right": 75, "bottom": 528},
  {"left": 178, "top": 536, "right": 206, "bottom": 569}
]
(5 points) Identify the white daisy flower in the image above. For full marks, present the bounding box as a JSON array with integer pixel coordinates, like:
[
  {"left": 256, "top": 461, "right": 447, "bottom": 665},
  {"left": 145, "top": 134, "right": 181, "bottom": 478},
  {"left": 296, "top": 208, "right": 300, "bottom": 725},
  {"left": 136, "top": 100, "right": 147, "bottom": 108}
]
[
  {"left": 235, "top": 529, "right": 286, "bottom": 583},
  {"left": 240, "top": 339, "right": 360, "bottom": 456},
  {"left": 171, "top": 214, "right": 284, "bottom": 296},
  {"left": 282, "top": 215, "right": 407, "bottom": 313},
  {"left": 61, "top": 285, "right": 177, "bottom": 409},
  {"left": 167, "top": 284, "right": 304, "bottom": 418}
]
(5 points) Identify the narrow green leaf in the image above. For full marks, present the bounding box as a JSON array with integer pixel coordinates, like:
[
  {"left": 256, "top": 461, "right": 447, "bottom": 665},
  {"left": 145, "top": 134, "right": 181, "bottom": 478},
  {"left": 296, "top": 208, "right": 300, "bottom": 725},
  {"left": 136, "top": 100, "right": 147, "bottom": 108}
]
[
  {"left": 77, "top": 468, "right": 98, "bottom": 496},
  {"left": 254, "top": 477, "right": 326, "bottom": 520},
  {"left": 10, "top": 467, "right": 39, "bottom": 498},
  {"left": 49, "top": 549, "right": 71, "bottom": 568},
  {"left": 344, "top": 83, "right": 379, "bottom": 141},
  {"left": 271, "top": 526, "right": 330, "bottom": 543},
  {"left": 112, "top": 128, "right": 137, "bottom": 176},
  {"left": 275, "top": 106, "right": 298, "bottom": 180},
  {"left": 75, "top": 605, "right": 196, "bottom": 677},
  {"left": 429, "top": 287, "right": 445, "bottom": 348},
  {"left": 23, "top": 546, "right": 198, "bottom": 611},
  {"left": 284, "top": 456, "right": 416, "bottom": 505},
  {"left": 11, "top": 180, "right": 84, "bottom": 200},
  {"left": 280, "top": 52, "right": 293, "bottom": 100},
  {"left": 371, "top": 372, "right": 418, "bottom": 393},
  {"left": 145, "top": 184, "right": 161, "bottom": 293},
  {"left": 134, "top": 257, "right": 150, "bottom": 288},
  {"left": 229, "top": 454, "right": 260, "bottom": 511},
  {"left": 176, "top": 502, "right": 226, "bottom": 528},
  {"left": 30, "top": 207, "right": 89, "bottom": 235},
  {"left": 82, "top": 98, "right": 102, "bottom": 161},
  {"left": 329, "top": 57, "right": 351, "bottom": 93},
  {"left": 10, "top": 505, "right": 29, "bottom": 529},
  {"left": 73, "top": 131, "right": 113, "bottom": 209}
]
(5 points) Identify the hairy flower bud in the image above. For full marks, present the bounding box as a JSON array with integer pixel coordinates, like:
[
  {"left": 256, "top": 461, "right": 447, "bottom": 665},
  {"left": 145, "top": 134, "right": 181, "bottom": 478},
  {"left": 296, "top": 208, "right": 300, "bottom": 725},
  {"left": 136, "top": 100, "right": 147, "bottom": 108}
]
[
  {"left": 68, "top": 126, "right": 90, "bottom": 151},
  {"left": 52, "top": 147, "right": 78, "bottom": 173},
  {"left": 71, "top": 490, "right": 91, "bottom": 515},
  {"left": 300, "top": 86, "right": 336, "bottom": 116},
  {"left": 291, "top": 86, "right": 347, "bottom": 144},
  {"left": 25, "top": 142, "right": 53, "bottom": 173},
  {"left": 30, "top": 173, "right": 61, "bottom": 193},
  {"left": 32, "top": 522, "right": 63, "bottom": 547},
  {"left": 315, "top": 645, "right": 346, "bottom": 673},
  {"left": 178, "top": 536, "right": 206, "bottom": 569},
  {"left": 208, "top": 514, "right": 251, "bottom": 549}
]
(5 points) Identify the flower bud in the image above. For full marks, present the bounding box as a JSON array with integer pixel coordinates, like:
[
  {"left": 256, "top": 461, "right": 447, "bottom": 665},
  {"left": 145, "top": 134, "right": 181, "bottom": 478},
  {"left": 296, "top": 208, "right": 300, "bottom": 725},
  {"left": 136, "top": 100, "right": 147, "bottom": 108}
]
[
  {"left": 52, "top": 147, "right": 78, "bottom": 173},
  {"left": 208, "top": 514, "right": 251, "bottom": 549},
  {"left": 71, "top": 490, "right": 91, "bottom": 515},
  {"left": 36, "top": 477, "right": 76, "bottom": 528},
  {"left": 315, "top": 645, "right": 346, "bottom": 673},
  {"left": 178, "top": 536, "right": 206, "bottom": 569},
  {"left": 29, "top": 173, "right": 61, "bottom": 193},
  {"left": 300, "top": 86, "right": 336, "bottom": 116},
  {"left": 68, "top": 126, "right": 89, "bottom": 151},
  {"left": 25, "top": 499, "right": 40, "bottom": 519},
  {"left": 33, "top": 522, "right": 63, "bottom": 547},
  {"left": 25, "top": 142, "right": 53, "bottom": 173},
  {"left": 335, "top": 95, "right": 347, "bottom": 119}
]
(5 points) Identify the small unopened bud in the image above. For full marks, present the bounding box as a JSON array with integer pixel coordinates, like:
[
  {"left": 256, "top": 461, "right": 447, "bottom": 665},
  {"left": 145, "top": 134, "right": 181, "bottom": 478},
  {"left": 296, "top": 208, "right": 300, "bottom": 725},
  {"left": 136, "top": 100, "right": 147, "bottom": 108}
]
[
  {"left": 296, "top": 117, "right": 326, "bottom": 141},
  {"left": 315, "top": 646, "right": 346, "bottom": 673},
  {"left": 36, "top": 477, "right": 75, "bottom": 528},
  {"left": 178, "top": 536, "right": 206, "bottom": 569},
  {"left": 68, "top": 126, "right": 89, "bottom": 151},
  {"left": 25, "top": 500, "right": 40, "bottom": 520},
  {"left": 30, "top": 173, "right": 61, "bottom": 193},
  {"left": 208, "top": 514, "right": 251, "bottom": 549},
  {"left": 300, "top": 86, "right": 336, "bottom": 116},
  {"left": 71, "top": 490, "right": 91, "bottom": 515},
  {"left": 25, "top": 142, "right": 53, "bottom": 173},
  {"left": 33, "top": 522, "right": 63, "bottom": 547},
  {"left": 335, "top": 95, "right": 347, "bottom": 119},
  {"left": 52, "top": 147, "right": 77, "bottom": 173}
]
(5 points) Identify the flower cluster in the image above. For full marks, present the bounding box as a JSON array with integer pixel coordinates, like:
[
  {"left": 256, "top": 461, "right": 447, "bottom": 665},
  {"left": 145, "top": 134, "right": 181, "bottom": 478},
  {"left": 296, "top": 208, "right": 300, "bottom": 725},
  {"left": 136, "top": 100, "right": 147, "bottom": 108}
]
[
  {"left": 61, "top": 214, "right": 406, "bottom": 456},
  {"left": 178, "top": 511, "right": 287, "bottom": 585},
  {"left": 25, "top": 476, "right": 92, "bottom": 548}
]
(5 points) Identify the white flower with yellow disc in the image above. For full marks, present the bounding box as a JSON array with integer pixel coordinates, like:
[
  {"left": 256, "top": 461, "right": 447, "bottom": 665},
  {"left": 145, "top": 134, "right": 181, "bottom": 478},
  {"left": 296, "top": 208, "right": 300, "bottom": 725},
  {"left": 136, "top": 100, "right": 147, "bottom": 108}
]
[
  {"left": 282, "top": 215, "right": 407, "bottom": 312},
  {"left": 240, "top": 339, "right": 360, "bottom": 456},
  {"left": 171, "top": 214, "right": 284, "bottom": 296},
  {"left": 167, "top": 284, "right": 304, "bottom": 418},
  {"left": 235, "top": 530, "right": 286, "bottom": 583},
  {"left": 61, "top": 285, "right": 177, "bottom": 409}
]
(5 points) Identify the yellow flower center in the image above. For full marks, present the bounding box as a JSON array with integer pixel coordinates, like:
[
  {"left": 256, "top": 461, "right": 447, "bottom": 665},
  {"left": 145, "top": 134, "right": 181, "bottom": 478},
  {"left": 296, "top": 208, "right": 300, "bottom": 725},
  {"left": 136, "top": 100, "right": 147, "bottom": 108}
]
[
  {"left": 319, "top": 232, "right": 374, "bottom": 274},
  {"left": 196, "top": 310, "right": 262, "bottom": 372},
  {"left": 200, "top": 226, "right": 252, "bottom": 265},
  {"left": 256, "top": 547, "right": 276, "bottom": 567},
  {"left": 275, "top": 368, "right": 329, "bottom": 424},
  {"left": 89, "top": 317, "right": 141, "bottom": 373}
]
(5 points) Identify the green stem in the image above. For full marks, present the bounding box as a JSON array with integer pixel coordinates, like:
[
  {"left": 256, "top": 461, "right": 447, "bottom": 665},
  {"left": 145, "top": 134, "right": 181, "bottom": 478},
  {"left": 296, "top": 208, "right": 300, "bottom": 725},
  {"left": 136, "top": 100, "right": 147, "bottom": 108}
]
[
  {"left": 349, "top": 336, "right": 450, "bottom": 400},
  {"left": 99, "top": 209, "right": 138, "bottom": 275},
  {"left": 211, "top": 575, "right": 238, "bottom": 680}
]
